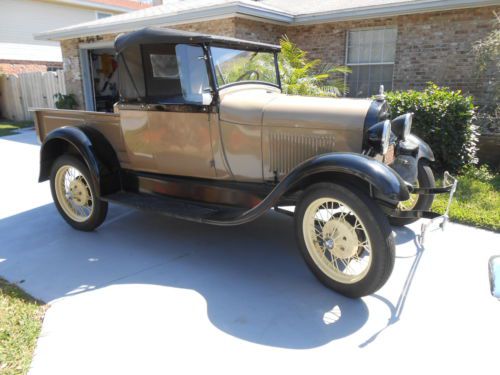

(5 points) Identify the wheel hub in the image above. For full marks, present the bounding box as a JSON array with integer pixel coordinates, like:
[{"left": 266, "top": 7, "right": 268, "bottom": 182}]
[
  {"left": 323, "top": 219, "right": 358, "bottom": 259},
  {"left": 69, "top": 177, "right": 89, "bottom": 207}
]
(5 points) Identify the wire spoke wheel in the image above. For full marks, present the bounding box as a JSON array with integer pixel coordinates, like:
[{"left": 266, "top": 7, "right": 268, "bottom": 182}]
[
  {"left": 295, "top": 183, "right": 395, "bottom": 297},
  {"left": 398, "top": 181, "right": 419, "bottom": 211},
  {"left": 49, "top": 155, "right": 108, "bottom": 231},
  {"left": 389, "top": 162, "right": 436, "bottom": 226},
  {"left": 303, "top": 197, "right": 372, "bottom": 284},
  {"left": 54, "top": 165, "right": 94, "bottom": 222}
]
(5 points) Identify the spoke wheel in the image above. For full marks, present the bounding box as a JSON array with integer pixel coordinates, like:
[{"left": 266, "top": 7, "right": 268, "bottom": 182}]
[
  {"left": 389, "top": 161, "right": 435, "bottom": 226},
  {"left": 398, "top": 180, "right": 419, "bottom": 211},
  {"left": 50, "top": 155, "right": 108, "bottom": 231},
  {"left": 295, "top": 182, "right": 395, "bottom": 298},
  {"left": 54, "top": 165, "right": 94, "bottom": 222},
  {"left": 303, "top": 198, "right": 372, "bottom": 284}
]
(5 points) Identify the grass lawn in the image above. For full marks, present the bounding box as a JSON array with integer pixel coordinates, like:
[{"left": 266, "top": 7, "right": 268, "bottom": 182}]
[
  {"left": 0, "top": 120, "right": 34, "bottom": 137},
  {"left": 0, "top": 279, "right": 46, "bottom": 375},
  {"left": 432, "top": 167, "right": 500, "bottom": 232}
]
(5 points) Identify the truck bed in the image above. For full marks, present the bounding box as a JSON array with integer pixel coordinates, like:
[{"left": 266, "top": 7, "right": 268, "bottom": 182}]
[
  {"left": 33, "top": 108, "right": 119, "bottom": 142},
  {"left": 32, "top": 108, "right": 128, "bottom": 163}
]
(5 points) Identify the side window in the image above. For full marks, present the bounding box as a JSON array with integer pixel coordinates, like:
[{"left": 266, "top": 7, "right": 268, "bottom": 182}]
[
  {"left": 142, "top": 44, "right": 182, "bottom": 102},
  {"left": 175, "top": 44, "right": 212, "bottom": 105},
  {"left": 142, "top": 43, "right": 211, "bottom": 105},
  {"left": 150, "top": 54, "right": 179, "bottom": 79}
]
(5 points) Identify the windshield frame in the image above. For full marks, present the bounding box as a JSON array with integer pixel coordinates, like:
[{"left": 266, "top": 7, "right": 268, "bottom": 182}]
[{"left": 207, "top": 45, "right": 281, "bottom": 92}]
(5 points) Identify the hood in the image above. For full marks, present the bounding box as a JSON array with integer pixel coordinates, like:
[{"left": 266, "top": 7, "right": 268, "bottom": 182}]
[{"left": 219, "top": 85, "right": 372, "bottom": 131}]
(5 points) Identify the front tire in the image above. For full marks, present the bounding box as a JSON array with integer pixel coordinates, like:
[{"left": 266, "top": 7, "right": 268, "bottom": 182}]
[
  {"left": 50, "top": 154, "right": 108, "bottom": 231},
  {"left": 295, "top": 182, "right": 395, "bottom": 298},
  {"left": 389, "top": 161, "right": 435, "bottom": 226}
]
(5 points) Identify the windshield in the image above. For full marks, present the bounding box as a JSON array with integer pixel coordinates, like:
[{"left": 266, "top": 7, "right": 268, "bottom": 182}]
[{"left": 210, "top": 47, "right": 278, "bottom": 88}]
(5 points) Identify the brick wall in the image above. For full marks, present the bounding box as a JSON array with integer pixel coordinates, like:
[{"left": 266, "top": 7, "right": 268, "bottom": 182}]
[
  {"left": 287, "top": 6, "right": 499, "bottom": 104},
  {"left": 394, "top": 6, "right": 498, "bottom": 102},
  {"left": 59, "top": 6, "right": 499, "bottom": 109},
  {"left": 233, "top": 18, "right": 287, "bottom": 44},
  {"left": 0, "top": 60, "right": 63, "bottom": 75}
]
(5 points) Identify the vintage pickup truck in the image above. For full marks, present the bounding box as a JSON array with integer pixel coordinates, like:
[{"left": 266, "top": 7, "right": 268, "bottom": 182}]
[{"left": 34, "top": 28, "right": 457, "bottom": 297}]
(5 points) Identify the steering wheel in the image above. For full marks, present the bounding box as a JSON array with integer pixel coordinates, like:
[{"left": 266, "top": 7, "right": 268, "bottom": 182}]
[{"left": 236, "top": 70, "right": 260, "bottom": 81}]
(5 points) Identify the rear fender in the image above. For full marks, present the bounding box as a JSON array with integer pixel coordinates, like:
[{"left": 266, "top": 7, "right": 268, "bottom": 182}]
[{"left": 39, "top": 126, "right": 121, "bottom": 196}]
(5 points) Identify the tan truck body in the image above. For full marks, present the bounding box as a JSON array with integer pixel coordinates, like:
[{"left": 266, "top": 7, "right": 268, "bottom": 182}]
[{"left": 35, "top": 85, "right": 371, "bottom": 183}]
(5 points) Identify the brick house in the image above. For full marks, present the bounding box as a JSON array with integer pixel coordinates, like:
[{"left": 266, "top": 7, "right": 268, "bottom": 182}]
[
  {"left": 0, "top": 0, "right": 151, "bottom": 75},
  {"left": 34, "top": 0, "right": 499, "bottom": 112}
]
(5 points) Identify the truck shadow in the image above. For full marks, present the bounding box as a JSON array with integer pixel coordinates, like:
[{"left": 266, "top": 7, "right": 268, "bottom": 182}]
[{"left": 0, "top": 203, "right": 422, "bottom": 349}]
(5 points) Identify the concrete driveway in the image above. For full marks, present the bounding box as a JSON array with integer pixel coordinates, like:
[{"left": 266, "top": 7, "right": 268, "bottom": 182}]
[{"left": 1, "top": 130, "right": 499, "bottom": 375}]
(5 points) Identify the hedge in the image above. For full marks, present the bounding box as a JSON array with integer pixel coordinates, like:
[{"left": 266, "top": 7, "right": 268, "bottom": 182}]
[{"left": 386, "top": 83, "right": 478, "bottom": 173}]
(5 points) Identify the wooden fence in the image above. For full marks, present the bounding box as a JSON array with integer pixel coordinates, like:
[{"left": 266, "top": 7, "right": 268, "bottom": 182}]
[{"left": 0, "top": 71, "right": 66, "bottom": 121}]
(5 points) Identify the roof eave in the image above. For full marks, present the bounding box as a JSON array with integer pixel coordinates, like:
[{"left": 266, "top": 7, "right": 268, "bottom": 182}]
[
  {"left": 293, "top": 0, "right": 500, "bottom": 24},
  {"left": 34, "top": 3, "right": 292, "bottom": 41}
]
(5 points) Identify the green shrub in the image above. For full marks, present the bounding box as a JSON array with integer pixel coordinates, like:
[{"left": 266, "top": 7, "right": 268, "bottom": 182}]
[
  {"left": 386, "top": 83, "right": 478, "bottom": 173},
  {"left": 460, "top": 164, "right": 496, "bottom": 183},
  {"left": 54, "top": 93, "right": 78, "bottom": 110}
]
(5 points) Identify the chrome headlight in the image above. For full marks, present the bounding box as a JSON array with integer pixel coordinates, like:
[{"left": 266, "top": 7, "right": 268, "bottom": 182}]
[
  {"left": 367, "top": 120, "right": 391, "bottom": 154},
  {"left": 391, "top": 113, "right": 412, "bottom": 141}
]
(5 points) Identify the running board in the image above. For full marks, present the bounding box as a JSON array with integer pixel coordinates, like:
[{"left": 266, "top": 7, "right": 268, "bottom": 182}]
[{"left": 102, "top": 191, "right": 249, "bottom": 225}]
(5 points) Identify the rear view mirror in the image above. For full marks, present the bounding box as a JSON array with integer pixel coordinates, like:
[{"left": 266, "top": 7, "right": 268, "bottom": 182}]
[{"left": 489, "top": 256, "right": 500, "bottom": 299}]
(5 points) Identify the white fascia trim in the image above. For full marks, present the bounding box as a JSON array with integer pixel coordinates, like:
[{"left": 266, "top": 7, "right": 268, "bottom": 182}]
[
  {"left": 45, "top": 0, "right": 136, "bottom": 13},
  {"left": 294, "top": 0, "right": 499, "bottom": 24},
  {"left": 34, "top": 3, "right": 293, "bottom": 40}
]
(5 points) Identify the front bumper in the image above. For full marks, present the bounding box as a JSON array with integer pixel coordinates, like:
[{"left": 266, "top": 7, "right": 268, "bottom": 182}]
[{"left": 385, "top": 172, "right": 458, "bottom": 244}]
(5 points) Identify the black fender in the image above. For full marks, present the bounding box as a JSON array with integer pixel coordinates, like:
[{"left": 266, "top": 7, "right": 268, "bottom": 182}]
[
  {"left": 406, "top": 134, "right": 435, "bottom": 162},
  {"left": 203, "top": 153, "right": 410, "bottom": 226},
  {"left": 39, "top": 126, "right": 121, "bottom": 196},
  {"left": 279, "top": 152, "right": 410, "bottom": 202}
]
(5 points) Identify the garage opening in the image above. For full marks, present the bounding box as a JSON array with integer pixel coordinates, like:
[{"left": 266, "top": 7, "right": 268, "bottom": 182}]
[
  {"left": 89, "top": 49, "right": 119, "bottom": 112},
  {"left": 80, "top": 45, "right": 119, "bottom": 112}
]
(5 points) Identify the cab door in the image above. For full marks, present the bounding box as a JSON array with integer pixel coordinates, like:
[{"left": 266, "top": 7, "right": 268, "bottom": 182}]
[
  {"left": 142, "top": 43, "right": 215, "bottom": 178},
  {"left": 148, "top": 110, "right": 214, "bottom": 178}
]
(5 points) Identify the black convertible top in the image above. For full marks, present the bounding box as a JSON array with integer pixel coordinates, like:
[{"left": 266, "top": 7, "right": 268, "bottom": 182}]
[{"left": 115, "top": 27, "right": 281, "bottom": 53}]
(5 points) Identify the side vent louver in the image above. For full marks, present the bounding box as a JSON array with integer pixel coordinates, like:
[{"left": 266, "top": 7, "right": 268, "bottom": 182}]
[{"left": 269, "top": 132, "right": 335, "bottom": 174}]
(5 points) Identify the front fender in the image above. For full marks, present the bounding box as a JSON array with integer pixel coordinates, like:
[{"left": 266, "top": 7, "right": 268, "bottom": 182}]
[
  {"left": 406, "top": 134, "right": 435, "bottom": 162},
  {"left": 39, "top": 126, "right": 121, "bottom": 195},
  {"left": 204, "top": 153, "right": 409, "bottom": 226},
  {"left": 281, "top": 152, "right": 410, "bottom": 202}
]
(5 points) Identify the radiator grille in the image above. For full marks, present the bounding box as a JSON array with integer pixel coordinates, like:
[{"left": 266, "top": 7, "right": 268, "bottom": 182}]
[{"left": 269, "top": 132, "right": 336, "bottom": 174}]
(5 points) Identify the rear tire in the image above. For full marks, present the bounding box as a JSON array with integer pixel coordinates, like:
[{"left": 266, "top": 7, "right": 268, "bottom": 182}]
[
  {"left": 50, "top": 154, "right": 108, "bottom": 231},
  {"left": 389, "top": 161, "right": 435, "bottom": 226},
  {"left": 295, "top": 182, "right": 395, "bottom": 298}
]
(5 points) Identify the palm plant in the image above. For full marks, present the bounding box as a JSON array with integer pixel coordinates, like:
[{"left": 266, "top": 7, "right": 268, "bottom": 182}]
[{"left": 278, "top": 36, "right": 351, "bottom": 97}]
